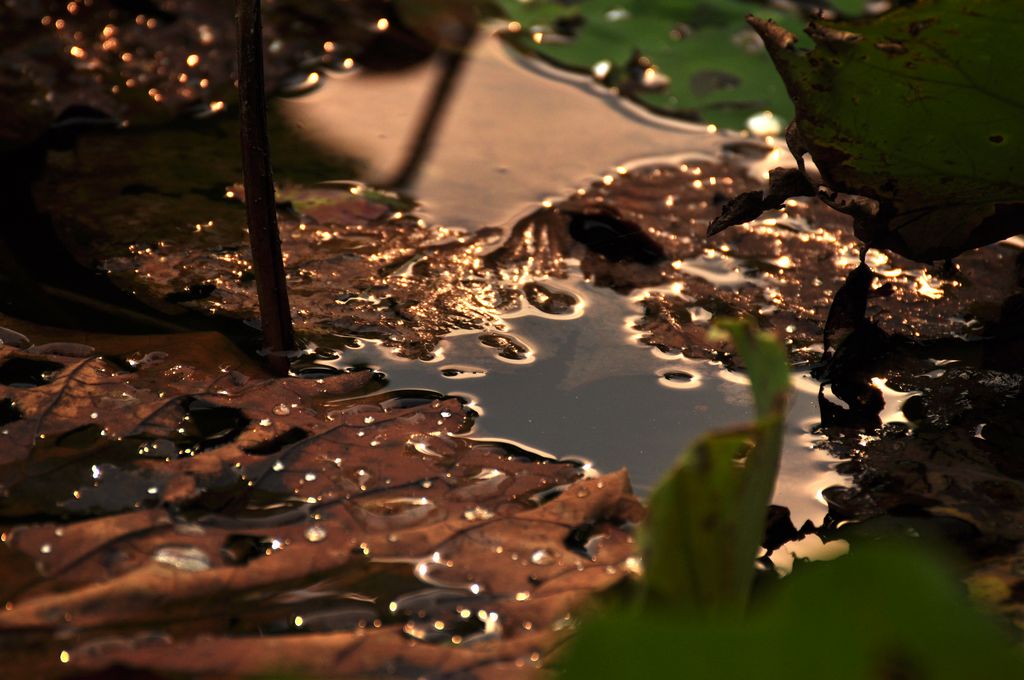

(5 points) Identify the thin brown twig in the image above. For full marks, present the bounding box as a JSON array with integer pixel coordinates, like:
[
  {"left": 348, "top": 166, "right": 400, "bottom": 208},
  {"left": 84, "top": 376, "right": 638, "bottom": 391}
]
[{"left": 236, "top": 0, "right": 294, "bottom": 375}]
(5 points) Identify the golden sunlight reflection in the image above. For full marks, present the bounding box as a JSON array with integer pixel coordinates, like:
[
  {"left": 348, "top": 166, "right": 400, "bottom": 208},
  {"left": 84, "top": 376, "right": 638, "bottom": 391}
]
[
  {"left": 870, "top": 378, "right": 922, "bottom": 425},
  {"left": 913, "top": 272, "right": 947, "bottom": 300},
  {"left": 768, "top": 535, "right": 850, "bottom": 576}
]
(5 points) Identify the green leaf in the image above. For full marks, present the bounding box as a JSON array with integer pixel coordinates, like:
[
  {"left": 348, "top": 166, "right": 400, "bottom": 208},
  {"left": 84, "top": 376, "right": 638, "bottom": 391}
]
[
  {"left": 495, "top": 0, "right": 814, "bottom": 130},
  {"left": 563, "top": 542, "right": 1024, "bottom": 679},
  {"left": 709, "top": 318, "right": 789, "bottom": 421},
  {"left": 640, "top": 319, "right": 788, "bottom": 614},
  {"left": 751, "top": 0, "right": 1024, "bottom": 261}
]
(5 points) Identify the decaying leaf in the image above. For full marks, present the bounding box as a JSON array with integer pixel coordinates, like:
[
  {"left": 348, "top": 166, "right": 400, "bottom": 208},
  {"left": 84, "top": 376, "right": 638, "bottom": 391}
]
[
  {"left": 707, "top": 167, "right": 816, "bottom": 236},
  {"left": 41, "top": 116, "right": 1021, "bottom": 364},
  {"left": 0, "top": 326, "right": 642, "bottom": 677},
  {"left": 825, "top": 363, "right": 1024, "bottom": 545},
  {"left": 517, "top": 160, "right": 1017, "bottom": 361},
  {"left": 822, "top": 260, "right": 874, "bottom": 353}
]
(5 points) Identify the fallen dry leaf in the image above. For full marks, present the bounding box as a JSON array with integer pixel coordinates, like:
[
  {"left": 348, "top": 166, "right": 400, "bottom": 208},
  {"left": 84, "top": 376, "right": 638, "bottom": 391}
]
[
  {"left": 0, "top": 325, "right": 642, "bottom": 678},
  {"left": 89, "top": 155, "right": 1021, "bottom": 365}
]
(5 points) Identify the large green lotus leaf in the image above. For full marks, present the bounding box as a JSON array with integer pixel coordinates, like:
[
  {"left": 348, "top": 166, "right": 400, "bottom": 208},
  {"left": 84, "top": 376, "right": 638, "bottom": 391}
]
[
  {"left": 752, "top": 0, "right": 1024, "bottom": 262},
  {"left": 494, "top": 0, "right": 821, "bottom": 130}
]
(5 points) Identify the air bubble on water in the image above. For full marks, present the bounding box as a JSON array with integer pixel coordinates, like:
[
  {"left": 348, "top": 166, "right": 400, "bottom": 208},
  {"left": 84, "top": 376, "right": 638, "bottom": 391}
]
[
  {"left": 409, "top": 440, "right": 440, "bottom": 458},
  {"left": 304, "top": 472, "right": 317, "bottom": 482},
  {"left": 688, "top": 306, "right": 713, "bottom": 322},
  {"left": 272, "top": 461, "right": 285, "bottom": 472},
  {"left": 174, "top": 523, "right": 207, "bottom": 537},
  {"left": 280, "top": 71, "right": 323, "bottom": 96},
  {"left": 138, "top": 438, "right": 178, "bottom": 458},
  {"left": 153, "top": 546, "right": 212, "bottom": 572},
  {"left": 640, "top": 65, "right": 670, "bottom": 90},
  {"left": 746, "top": 110, "right": 783, "bottom": 137},
  {"left": 592, "top": 59, "right": 612, "bottom": 81},
  {"left": 478, "top": 609, "right": 502, "bottom": 636},
  {"left": 304, "top": 525, "right": 327, "bottom": 543},
  {"left": 463, "top": 506, "right": 495, "bottom": 521},
  {"left": 355, "top": 468, "right": 371, "bottom": 489},
  {"left": 360, "top": 496, "right": 434, "bottom": 519},
  {"left": 273, "top": 404, "right": 291, "bottom": 416},
  {"left": 40, "top": 543, "right": 52, "bottom": 554},
  {"left": 402, "top": 620, "right": 430, "bottom": 641},
  {"left": 529, "top": 549, "right": 555, "bottom": 566}
]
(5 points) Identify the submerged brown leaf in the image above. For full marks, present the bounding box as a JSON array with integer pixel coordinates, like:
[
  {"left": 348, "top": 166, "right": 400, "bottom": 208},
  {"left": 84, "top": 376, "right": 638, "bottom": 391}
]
[
  {"left": 0, "top": 327, "right": 642, "bottom": 678},
  {"left": 90, "top": 155, "right": 1020, "bottom": 367},
  {"left": 0, "top": 0, "right": 388, "bottom": 145}
]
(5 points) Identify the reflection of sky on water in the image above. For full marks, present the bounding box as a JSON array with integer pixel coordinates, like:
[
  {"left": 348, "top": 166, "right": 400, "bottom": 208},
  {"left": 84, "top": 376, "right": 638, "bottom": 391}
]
[{"left": 331, "top": 277, "right": 844, "bottom": 527}]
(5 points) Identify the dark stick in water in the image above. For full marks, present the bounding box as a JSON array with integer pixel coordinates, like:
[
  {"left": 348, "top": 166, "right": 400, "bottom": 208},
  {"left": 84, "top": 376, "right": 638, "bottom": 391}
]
[{"left": 236, "top": 0, "right": 294, "bottom": 375}]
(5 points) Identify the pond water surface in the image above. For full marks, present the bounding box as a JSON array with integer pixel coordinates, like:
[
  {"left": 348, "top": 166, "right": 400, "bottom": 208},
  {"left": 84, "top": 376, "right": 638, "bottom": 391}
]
[{"left": 279, "top": 30, "right": 853, "bottom": 528}]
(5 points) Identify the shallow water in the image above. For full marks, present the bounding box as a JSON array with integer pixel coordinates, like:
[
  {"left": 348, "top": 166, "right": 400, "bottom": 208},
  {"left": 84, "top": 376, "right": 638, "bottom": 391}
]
[
  {"left": 315, "top": 275, "right": 845, "bottom": 526},
  {"left": 280, "top": 33, "right": 734, "bottom": 228},
  {"left": 278, "top": 31, "right": 851, "bottom": 526}
]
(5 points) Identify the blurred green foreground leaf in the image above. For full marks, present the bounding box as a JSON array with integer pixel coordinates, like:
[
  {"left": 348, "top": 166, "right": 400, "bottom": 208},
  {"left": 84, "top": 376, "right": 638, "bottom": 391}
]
[
  {"left": 641, "top": 319, "right": 788, "bottom": 614},
  {"left": 564, "top": 319, "right": 1024, "bottom": 678},
  {"left": 565, "top": 542, "right": 1024, "bottom": 679}
]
